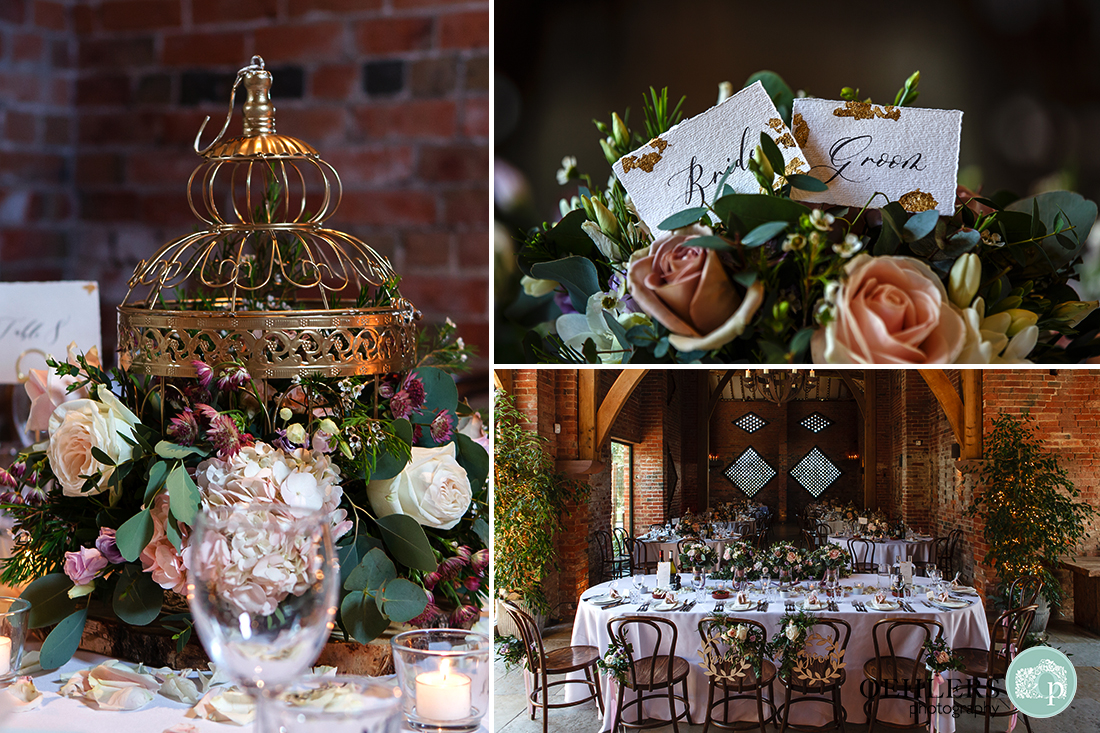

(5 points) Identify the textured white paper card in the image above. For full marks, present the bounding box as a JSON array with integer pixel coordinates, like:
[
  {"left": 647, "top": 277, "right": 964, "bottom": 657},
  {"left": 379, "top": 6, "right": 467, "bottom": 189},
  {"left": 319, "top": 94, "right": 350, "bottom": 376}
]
[
  {"left": 0, "top": 281, "right": 101, "bottom": 383},
  {"left": 613, "top": 81, "right": 809, "bottom": 232},
  {"left": 790, "top": 98, "right": 962, "bottom": 216}
]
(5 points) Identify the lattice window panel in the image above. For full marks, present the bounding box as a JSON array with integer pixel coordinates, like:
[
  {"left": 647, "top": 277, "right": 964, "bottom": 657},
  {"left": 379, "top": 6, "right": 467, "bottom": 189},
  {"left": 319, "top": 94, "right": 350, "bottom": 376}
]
[
  {"left": 789, "top": 447, "right": 842, "bottom": 497},
  {"left": 734, "top": 412, "right": 768, "bottom": 433},
  {"left": 724, "top": 447, "right": 776, "bottom": 497},
  {"left": 800, "top": 412, "right": 832, "bottom": 433}
]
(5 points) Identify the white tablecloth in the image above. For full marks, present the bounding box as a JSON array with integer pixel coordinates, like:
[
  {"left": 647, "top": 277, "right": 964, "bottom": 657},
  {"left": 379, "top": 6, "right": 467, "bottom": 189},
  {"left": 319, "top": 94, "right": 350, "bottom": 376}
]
[
  {"left": 634, "top": 537, "right": 730, "bottom": 570},
  {"left": 569, "top": 573, "right": 989, "bottom": 733},
  {"left": 828, "top": 536, "right": 934, "bottom": 566},
  {"left": 1, "top": 647, "right": 492, "bottom": 733}
]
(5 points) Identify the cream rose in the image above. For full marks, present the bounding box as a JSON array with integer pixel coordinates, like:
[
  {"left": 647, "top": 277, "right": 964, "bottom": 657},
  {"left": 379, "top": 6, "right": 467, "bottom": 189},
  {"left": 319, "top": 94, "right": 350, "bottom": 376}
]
[
  {"left": 47, "top": 387, "right": 140, "bottom": 497},
  {"left": 627, "top": 224, "right": 764, "bottom": 351},
  {"left": 367, "top": 444, "right": 472, "bottom": 530},
  {"left": 812, "top": 254, "right": 966, "bottom": 364}
]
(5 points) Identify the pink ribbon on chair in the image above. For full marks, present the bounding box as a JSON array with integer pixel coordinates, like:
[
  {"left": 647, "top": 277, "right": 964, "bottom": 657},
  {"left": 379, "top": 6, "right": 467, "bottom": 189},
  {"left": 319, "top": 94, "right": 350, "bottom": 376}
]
[{"left": 929, "top": 671, "right": 943, "bottom": 733}]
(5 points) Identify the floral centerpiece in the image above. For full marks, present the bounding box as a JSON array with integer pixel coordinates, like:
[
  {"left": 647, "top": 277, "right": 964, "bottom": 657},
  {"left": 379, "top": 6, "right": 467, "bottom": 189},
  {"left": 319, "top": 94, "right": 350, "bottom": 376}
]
[
  {"left": 674, "top": 512, "right": 708, "bottom": 538},
  {"left": 678, "top": 540, "right": 719, "bottom": 571},
  {"left": 1, "top": 332, "right": 488, "bottom": 669},
  {"left": 760, "top": 541, "right": 815, "bottom": 582},
  {"left": 713, "top": 540, "right": 758, "bottom": 582},
  {"left": 810, "top": 545, "right": 853, "bottom": 578},
  {"left": 507, "top": 71, "right": 1100, "bottom": 364}
]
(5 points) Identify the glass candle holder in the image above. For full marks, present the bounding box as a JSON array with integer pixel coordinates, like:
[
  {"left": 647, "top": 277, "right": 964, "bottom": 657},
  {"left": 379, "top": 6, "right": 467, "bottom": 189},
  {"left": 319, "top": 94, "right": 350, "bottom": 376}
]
[
  {"left": 391, "top": 629, "right": 490, "bottom": 733},
  {"left": 276, "top": 676, "right": 403, "bottom": 733},
  {"left": 0, "top": 597, "right": 30, "bottom": 684}
]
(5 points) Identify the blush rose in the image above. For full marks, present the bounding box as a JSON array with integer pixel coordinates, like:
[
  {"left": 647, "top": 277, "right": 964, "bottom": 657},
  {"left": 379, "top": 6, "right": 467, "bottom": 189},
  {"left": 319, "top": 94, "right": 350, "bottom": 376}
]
[
  {"left": 812, "top": 254, "right": 966, "bottom": 364},
  {"left": 627, "top": 224, "right": 764, "bottom": 351},
  {"left": 47, "top": 387, "right": 141, "bottom": 497}
]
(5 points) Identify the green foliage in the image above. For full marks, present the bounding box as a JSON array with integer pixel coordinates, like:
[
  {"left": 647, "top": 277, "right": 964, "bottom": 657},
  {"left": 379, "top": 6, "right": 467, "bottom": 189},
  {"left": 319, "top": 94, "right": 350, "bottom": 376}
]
[
  {"left": 340, "top": 548, "right": 429, "bottom": 643},
  {"left": 965, "top": 411, "right": 1097, "bottom": 608},
  {"left": 20, "top": 574, "right": 78, "bottom": 629},
  {"left": 39, "top": 607, "right": 88, "bottom": 670},
  {"left": 494, "top": 392, "right": 589, "bottom": 613},
  {"left": 495, "top": 634, "right": 530, "bottom": 672},
  {"left": 112, "top": 564, "right": 164, "bottom": 626}
]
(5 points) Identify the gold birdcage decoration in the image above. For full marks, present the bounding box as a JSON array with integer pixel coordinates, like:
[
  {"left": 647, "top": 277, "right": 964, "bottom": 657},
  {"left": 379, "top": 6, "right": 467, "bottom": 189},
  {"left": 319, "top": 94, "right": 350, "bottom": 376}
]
[{"left": 118, "top": 56, "right": 419, "bottom": 380}]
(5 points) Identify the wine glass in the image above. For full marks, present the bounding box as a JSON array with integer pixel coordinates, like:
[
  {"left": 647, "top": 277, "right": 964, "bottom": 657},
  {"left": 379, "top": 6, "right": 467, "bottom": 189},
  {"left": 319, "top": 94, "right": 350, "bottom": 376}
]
[
  {"left": 877, "top": 562, "right": 890, "bottom": 589},
  {"left": 631, "top": 573, "right": 645, "bottom": 601},
  {"left": 692, "top": 570, "right": 706, "bottom": 603},
  {"left": 188, "top": 503, "right": 340, "bottom": 733},
  {"left": 761, "top": 572, "right": 772, "bottom": 599}
]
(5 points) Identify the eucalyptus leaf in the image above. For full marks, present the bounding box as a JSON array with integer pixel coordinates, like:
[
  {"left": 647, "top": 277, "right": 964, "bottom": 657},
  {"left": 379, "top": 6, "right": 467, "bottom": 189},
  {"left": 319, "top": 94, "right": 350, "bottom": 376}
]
[
  {"left": 454, "top": 433, "right": 489, "bottom": 490},
  {"left": 376, "top": 514, "right": 438, "bottom": 571},
  {"left": 1007, "top": 191, "right": 1097, "bottom": 276},
  {"left": 474, "top": 516, "right": 489, "bottom": 544},
  {"left": 154, "top": 441, "right": 207, "bottom": 460},
  {"left": 412, "top": 367, "right": 459, "bottom": 417},
  {"left": 786, "top": 174, "right": 828, "bottom": 193},
  {"left": 337, "top": 542, "right": 360, "bottom": 590},
  {"left": 742, "top": 220, "right": 788, "bottom": 247},
  {"left": 115, "top": 509, "right": 154, "bottom": 563},
  {"left": 90, "top": 446, "right": 115, "bottom": 466},
  {"left": 680, "top": 235, "right": 734, "bottom": 251},
  {"left": 657, "top": 207, "right": 709, "bottom": 230},
  {"left": 339, "top": 592, "right": 390, "bottom": 644},
  {"left": 530, "top": 256, "right": 600, "bottom": 314},
  {"left": 39, "top": 607, "right": 88, "bottom": 670},
  {"left": 732, "top": 270, "right": 758, "bottom": 289},
  {"left": 20, "top": 574, "right": 78, "bottom": 629},
  {"left": 112, "top": 563, "right": 164, "bottom": 626},
  {"left": 379, "top": 578, "right": 429, "bottom": 623},
  {"left": 902, "top": 210, "right": 939, "bottom": 242},
  {"left": 166, "top": 463, "right": 200, "bottom": 526},
  {"left": 789, "top": 328, "right": 814, "bottom": 358},
  {"left": 144, "top": 461, "right": 168, "bottom": 504},
  {"left": 714, "top": 194, "right": 809, "bottom": 235},
  {"left": 345, "top": 548, "right": 398, "bottom": 593},
  {"left": 759, "top": 131, "right": 785, "bottom": 183}
]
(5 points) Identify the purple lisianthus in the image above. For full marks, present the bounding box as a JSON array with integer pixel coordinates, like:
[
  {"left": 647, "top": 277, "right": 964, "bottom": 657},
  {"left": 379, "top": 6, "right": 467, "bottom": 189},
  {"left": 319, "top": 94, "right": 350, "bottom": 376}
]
[
  {"left": 273, "top": 428, "right": 297, "bottom": 453},
  {"left": 311, "top": 431, "right": 334, "bottom": 454},
  {"left": 95, "top": 527, "right": 125, "bottom": 564},
  {"left": 554, "top": 289, "right": 577, "bottom": 315},
  {"left": 63, "top": 547, "right": 108, "bottom": 586},
  {"left": 607, "top": 270, "right": 637, "bottom": 312}
]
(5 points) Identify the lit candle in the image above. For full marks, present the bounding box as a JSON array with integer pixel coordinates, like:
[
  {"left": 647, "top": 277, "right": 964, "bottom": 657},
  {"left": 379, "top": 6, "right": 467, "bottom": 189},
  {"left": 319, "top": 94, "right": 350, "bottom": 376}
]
[
  {"left": 416, "top": 659, "right": 471, "bottom": 721},
  {"left": 0, "top": 636, "right": 11, "bottom": 676}
]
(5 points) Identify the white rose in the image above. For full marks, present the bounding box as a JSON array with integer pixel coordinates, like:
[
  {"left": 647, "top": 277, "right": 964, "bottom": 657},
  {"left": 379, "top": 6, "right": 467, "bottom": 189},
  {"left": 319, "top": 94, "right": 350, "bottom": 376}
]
[
  {"left": 47, "top": 387, "right": 140, "bottom": 497},
  {"left": 735, "top": 624, "right": 748, "bottom": 641},
  {"left": 367, "top": 444, "right": 472, "bottom": 530},
  {"left": 785, "top": 622, "right": 799, "bottom": 641}
]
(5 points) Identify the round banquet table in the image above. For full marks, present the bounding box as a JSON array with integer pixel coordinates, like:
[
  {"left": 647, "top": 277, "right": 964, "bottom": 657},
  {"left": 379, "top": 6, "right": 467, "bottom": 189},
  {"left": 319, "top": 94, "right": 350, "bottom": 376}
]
[
  {"left": 569, "top": 573, "right": 989, "bottom": 733},
  {"left": 828, "top": 535, "right": 934, "bottom": 566},
  {"left": 634, "top": 536, "right": 730, "bottom": 569}
]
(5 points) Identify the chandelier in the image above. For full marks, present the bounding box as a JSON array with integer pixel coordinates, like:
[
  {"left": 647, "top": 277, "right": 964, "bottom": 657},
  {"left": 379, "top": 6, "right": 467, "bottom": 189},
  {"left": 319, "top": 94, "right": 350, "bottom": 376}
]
[
  {"left": 117, "top": 57, "right": 419, "bottom": 387},
  {"left": 740, "top": 369, "right": 816, "bottom": 404}
]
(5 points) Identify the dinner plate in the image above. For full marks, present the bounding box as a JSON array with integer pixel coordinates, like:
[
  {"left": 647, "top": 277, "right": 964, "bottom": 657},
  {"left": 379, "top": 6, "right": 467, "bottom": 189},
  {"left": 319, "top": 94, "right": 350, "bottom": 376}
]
[
  {"left": 803, "top": 601, "right": 828, "bottom": 611},
  {"left": 868, "top": 600, "right": 900, "bottom": 610},
  {"left": 933, "top": 598, "right": 971, "bottom": 609},
  {"left": 587, "top": 594, "right": 618, "bottom": 606},
  {"left": 951, "top": 585, "right": 979, "bottom": 596},
  {"left": 725, "top": 601, "right": 754, "bottom": 611},
  {"left": 653, "top": 599, "right": 682, "bottom": 612}
]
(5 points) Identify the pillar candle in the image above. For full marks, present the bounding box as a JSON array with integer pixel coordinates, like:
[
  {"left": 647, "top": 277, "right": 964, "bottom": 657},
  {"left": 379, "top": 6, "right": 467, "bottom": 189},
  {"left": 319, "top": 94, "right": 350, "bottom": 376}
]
[
  {"left": 415, "top": 661, "right": 471, "bottom": 722},
  {"left": 0, "top": 636, "right": 11, "bottom": 676}
]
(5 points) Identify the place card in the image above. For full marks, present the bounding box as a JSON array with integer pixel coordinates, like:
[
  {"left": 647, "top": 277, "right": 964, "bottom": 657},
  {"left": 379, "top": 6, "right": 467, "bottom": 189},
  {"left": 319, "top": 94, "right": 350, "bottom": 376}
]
[
  {"left": 790, "top": 98, "right": 962, "bottom": 216},
  {"left": 613, "top": 81, "right": 809, "bottom": 232},
  {"left": 0, "top": 281, "right": 101, "bottom": 384}
]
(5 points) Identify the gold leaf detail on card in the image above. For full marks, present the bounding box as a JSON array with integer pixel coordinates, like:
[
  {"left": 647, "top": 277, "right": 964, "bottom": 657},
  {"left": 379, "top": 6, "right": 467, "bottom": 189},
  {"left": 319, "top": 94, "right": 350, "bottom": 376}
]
[
  {"left": 622, "top": 138, "right": 668, "bottom": 173},
  {"left": 774, "top": 132, "right": 796, "bottom": 149},
  {"left": 767, "top": 118, "right": 785, "bottom": 132},
  {"left": 785, "top": 158, "right": 807, "bottom": 177},
  {"left": 899, "top": 189, "right": 938, "bottom": 212},
  {"left": 833, "top": 101, "right": 901, "bottom": 121},
  {"left": 793, "top": 114, "right": 809, "bottom": 147}
]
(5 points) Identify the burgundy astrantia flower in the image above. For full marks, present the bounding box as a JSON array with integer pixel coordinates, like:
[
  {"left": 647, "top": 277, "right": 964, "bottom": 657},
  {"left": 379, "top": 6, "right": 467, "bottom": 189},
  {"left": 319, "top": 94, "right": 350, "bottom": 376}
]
[
  {"left": 193, "top": 360, "right": 214, "bottom": 388},
  {"left": 0, "top": 466, "right": 16, "bottom": 489},
  {"left": 195, "top": 403, "right": 253, "bottom": 459},
  {"left": 449, "top": 604, "right": 480, "bottom": 628},
  {"left": 423, "top": 571, "right": 442, "bottom": 590},
  {"left": 168, "top": 408, "right": 200, "bottom": 445},
  {"left": 464, "top": 576, "right": 480, "bottom": 593},
  {"left": 217, "top": 364, "right": 251, "bottom": 391},
  {"left": 437, "top": 554, "right": 468, "bottom": 582},
  {"left": 430, "top": 410, "right": 454, "bottom": 443},
  {"left": 390, "top": 391, "right": 414, "bottom": 420},
  {"left": 21, "top": 484, "right": 47, "bottom": 505},
  {"left": 411, "top": 424, "right": 423, "bottom": 444},
  {"left": 403, "top": 373, "right": 426, "bottom": 409},
  {"left": 470, "top": 548, "right": 489, "bottom": 574}
]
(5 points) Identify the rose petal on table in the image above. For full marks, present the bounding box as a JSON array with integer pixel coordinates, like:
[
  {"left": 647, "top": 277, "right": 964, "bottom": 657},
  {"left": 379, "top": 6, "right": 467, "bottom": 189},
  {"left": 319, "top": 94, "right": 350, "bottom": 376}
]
[
  {"left": 2, "top": 676, "right": 44, "bottom": 711},
  {"left": 310, "top": 665, "right": 338, "bottom": 678},
  {"left": 159, "top": 671, "right": 202, "bottom": 704},
  {"left": 163, "top": 725, "right": 199, "bottom": 733},
  {"left": 188, "top": 687, "right": 255, "bottom": 726}
]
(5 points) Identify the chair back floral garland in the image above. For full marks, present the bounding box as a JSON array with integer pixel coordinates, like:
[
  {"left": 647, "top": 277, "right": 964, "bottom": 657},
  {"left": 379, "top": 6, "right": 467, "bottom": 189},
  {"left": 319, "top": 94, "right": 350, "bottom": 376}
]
[
  {"left": 697, "top": 616, "right": 765, "bottom": 680},
  {"left": 596, "top": 634, "right": 633, "bottom": 686},
  {"left": 0, "top": 332, "right": 488, "bottom": 669},
  {"left": 766, "top": 610, "right": 847, "bottom": 684}
]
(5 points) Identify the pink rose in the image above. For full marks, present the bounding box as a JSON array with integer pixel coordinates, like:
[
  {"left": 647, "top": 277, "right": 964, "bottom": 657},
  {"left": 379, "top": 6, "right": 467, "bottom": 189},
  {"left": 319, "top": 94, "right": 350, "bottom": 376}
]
[
  {"left": 628, "top": 224, "right": 764, "bottom": 351},
  {"left": 24, "top": 344, "right": 100, "bottom": 433},
  {"left": 935, "top": 650, "right": 950, "bottom": 664},
  {"left": 140, "top": 493, "right": 189, "bottom": 594},
  {"left": 812, "top": 254, "right": 965, "bottom": 363},
  {"left": 63, "top": 546, "right": 108, "bottom": 586}
]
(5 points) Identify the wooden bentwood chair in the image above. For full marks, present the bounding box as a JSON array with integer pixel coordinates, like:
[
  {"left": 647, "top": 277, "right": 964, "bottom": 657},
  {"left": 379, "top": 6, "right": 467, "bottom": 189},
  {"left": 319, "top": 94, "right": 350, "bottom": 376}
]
[
  {"left": 847, "top": 537, "right": 877, "bottom": 573},
  {"left": 697, "top": 617, "right": 777, "bottom": 733},
  {"left": 501, "top": 600, "right": 603, "bottom": 733},
  {"left": 606, "top": 615, "right": 692, "bottom": 733},
  {"left": 955, "top": 604, "right": 1038, "bottom": 733},
  {"left": 775, "top": 617, "right": 852, "bottom": 733},
  {"left": 863, "top": 618, "right": 943, "bottom": 732}
]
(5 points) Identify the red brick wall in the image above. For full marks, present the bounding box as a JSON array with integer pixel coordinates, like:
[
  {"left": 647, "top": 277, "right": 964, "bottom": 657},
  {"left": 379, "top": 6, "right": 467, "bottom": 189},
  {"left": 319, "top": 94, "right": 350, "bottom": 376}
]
[{"left": 0, "top": 0, "right": 488, "bottom": 371}]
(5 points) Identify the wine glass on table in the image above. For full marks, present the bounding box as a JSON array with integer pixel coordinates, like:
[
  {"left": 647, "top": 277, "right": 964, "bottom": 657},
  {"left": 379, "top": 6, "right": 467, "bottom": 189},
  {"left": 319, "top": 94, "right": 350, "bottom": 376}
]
[
  {"left": 188, "top": 504, "right": 339, "bottom": 733},
  {"left": 632, "top": 573, "right": 645, "bottom": 602},
  {"left": 877, "top": 562, "right": 890, "bottom": 589}
]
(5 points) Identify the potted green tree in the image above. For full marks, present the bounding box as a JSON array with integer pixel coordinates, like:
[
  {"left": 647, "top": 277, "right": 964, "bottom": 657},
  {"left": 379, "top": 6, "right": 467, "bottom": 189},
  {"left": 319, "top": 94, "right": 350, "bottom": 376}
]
[
  {"left": 966, "top": 411, "right": 1097, "bottom": 631},
  {"left": 493, "top": 391, "right": 587, "bottom": 637}
]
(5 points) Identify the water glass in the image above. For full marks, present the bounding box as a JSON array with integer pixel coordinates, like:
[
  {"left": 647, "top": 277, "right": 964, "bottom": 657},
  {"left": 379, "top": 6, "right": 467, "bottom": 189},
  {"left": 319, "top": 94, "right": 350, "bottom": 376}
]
[
  {"left": 692, "top": 572, "right": 706, "bottom": 602},
  {"left": 0, "top": 597, "right": 30, "bottom": 685},
  {"left": 877, "top": 563, "right": 890, "bottom": 588}
]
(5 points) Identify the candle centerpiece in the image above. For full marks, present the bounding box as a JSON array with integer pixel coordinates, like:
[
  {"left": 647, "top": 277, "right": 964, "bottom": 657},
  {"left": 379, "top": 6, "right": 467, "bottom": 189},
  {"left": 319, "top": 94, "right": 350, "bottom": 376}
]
[
  {"left": 391, "top": 629, "right": 489, "bottom": 732},
  {"left": 0, "top": 597, "right": 30, "bottom": 684}
]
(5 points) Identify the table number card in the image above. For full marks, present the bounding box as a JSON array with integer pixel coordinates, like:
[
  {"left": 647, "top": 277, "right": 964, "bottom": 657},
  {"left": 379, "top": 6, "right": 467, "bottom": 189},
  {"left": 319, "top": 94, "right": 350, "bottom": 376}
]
[
  {"left": 0, "top": 281, "right": 101, "bottom": 384},
  {"left": 613, "top": 81, "right": 809, "bottom": 232},
  {"left": 790, "top": 98, "right": 962, "bottom": 216}
]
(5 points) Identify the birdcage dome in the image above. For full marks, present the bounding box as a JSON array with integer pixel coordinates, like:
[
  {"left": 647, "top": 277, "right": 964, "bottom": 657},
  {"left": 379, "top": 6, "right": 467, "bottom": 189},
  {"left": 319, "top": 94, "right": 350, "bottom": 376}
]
[{"left": 118, "top": 57, "right": 419, "bottom": 379}]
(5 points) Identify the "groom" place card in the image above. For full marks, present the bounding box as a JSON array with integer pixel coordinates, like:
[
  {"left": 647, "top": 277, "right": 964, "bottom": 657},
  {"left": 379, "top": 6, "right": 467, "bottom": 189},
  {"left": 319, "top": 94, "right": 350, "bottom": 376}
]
[
  {"left": 613, "top": 81, "right": 809, "bottom": 232},
  {"left": 790, "top": 98, "right": 962, "bottom": 216}
]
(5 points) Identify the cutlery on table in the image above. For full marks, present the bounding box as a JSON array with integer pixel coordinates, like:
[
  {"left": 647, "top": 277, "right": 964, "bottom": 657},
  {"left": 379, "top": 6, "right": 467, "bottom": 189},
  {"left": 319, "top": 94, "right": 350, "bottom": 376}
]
[
  {"left": 637, "top": 602, "right": 649, "bottom": 612},
  {"left": 714, "top": 602, "right": 724, "bottom": 613},
  {"left": 680, "top": 601, "right": 697, "bottom": 612}
]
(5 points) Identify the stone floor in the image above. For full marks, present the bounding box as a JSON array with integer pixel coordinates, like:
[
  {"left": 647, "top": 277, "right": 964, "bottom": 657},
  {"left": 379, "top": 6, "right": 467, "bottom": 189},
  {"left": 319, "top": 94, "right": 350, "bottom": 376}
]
[{"left": 494, "top": 614, "right": 1100, "bottom": 732}]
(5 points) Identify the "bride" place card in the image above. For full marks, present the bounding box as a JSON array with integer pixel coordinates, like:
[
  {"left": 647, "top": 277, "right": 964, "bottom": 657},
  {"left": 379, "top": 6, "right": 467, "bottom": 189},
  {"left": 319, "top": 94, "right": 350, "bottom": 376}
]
[
  {"left": 613, "top": 81, "right": 808, "bottom": 232},
  {"left": 790, "top": 98, "right": 962, "bottom": 216}
]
